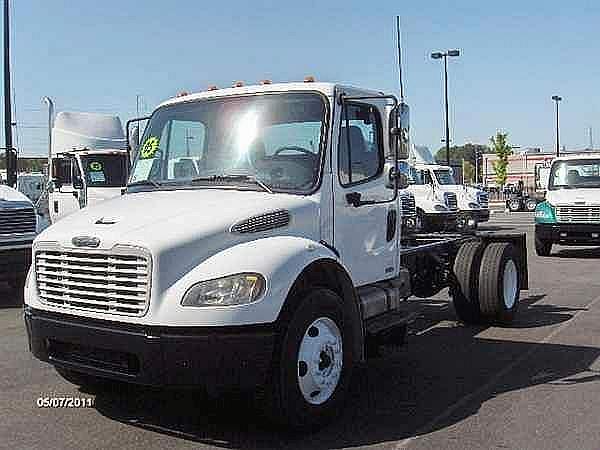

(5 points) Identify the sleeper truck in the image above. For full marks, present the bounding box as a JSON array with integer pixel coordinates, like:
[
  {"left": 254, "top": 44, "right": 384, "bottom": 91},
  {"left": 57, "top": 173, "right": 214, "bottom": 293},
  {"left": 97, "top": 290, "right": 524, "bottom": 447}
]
[{"left": 25, "top": 81, "right": 528, "bottom": 428}]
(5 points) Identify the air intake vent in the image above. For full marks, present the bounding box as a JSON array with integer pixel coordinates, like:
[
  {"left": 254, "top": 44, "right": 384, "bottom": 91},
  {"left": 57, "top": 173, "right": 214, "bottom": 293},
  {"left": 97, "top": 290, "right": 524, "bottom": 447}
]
[
  {"left": 444, "top": 192, "right": 458, "bottom": 211},
  {"left": 231, "top": 210, "right": 290, "bottom": 234}
]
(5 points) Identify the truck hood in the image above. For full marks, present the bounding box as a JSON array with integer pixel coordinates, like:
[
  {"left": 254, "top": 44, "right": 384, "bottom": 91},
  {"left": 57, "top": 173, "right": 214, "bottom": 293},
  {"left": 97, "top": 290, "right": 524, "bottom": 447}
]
[
  {"left": 87, "top": 187, "right": 124, "bottom": 205},
  {"left": 36, "top": 188, "right": 320, "bottom": 293},
  {"left": 0, "top": 184, "right": 34, "bottom": 204},
  {"left": 546, "top": 189, "right": 600, "bottom": 206}
]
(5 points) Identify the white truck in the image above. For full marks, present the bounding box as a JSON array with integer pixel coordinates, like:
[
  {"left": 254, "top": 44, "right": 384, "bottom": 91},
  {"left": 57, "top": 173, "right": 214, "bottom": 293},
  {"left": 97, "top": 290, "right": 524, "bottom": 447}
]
[
  {"left": 25, "top": 81, "right": 528, "bottom": 428},
  {"left": 0, "top": 183, "right": 39, "bottom": 290},
  {"left": 534, "top": 154, "right": 600, "bottom": 256},
  {"left": 407, "top": 161, "right": 489, "bottom": 232},
  {"left": 47, "top": 112, "right": 129, "bottom": 223}
]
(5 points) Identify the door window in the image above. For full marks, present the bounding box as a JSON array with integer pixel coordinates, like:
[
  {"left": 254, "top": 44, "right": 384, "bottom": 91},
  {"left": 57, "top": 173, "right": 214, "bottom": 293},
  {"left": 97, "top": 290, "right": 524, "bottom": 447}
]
[{"left": 338, "top": 103, "right": 383, "bottom": 186}]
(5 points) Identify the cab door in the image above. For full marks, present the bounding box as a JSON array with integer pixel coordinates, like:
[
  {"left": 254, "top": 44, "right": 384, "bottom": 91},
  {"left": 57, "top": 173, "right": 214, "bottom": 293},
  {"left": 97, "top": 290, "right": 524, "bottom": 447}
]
[
  {"left": 49, "top": 157, "right": 82, "bottom": 223},
  {"left": 333, "top": 100, "right": 398, "bottom": 286}
]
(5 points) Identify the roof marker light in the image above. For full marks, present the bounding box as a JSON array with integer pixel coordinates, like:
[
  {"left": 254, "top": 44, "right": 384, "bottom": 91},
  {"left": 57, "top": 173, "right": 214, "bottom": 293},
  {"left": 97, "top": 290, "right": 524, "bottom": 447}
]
[
  {"left": 259, "top": 79, "right": 272, "bottom": 85},
  {"left": 233, "top": 81, "right": 245, "bottom": 87},
  {"left": 207, "top": 85, "right": 219, "bottom": 91},
  {"left": 303, "top": 76, "right": 315, "bottom": 83},
  {"left": 176, "top": 91, "right": 189, "bottom": 97}
]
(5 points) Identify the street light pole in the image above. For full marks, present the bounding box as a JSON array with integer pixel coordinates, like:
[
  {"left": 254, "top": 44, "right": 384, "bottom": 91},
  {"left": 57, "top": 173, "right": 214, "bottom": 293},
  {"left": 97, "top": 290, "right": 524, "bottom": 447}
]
[
  {"left": 432, "top": 49, "right": 460, "bottom": 167},
  {"left": 552, "top": 95, "right": 562, "bottom": 157},
  {"left": 3, "top": 0, "right": 15, "bottom": 187},
  {"left": 443, "top": 55, "right": 450, "bottom": 167}
]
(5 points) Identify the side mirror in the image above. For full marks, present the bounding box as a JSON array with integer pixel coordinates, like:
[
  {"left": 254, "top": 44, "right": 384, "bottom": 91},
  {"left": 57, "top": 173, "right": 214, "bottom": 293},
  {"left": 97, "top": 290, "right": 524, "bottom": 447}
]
[{"left": 387, "top": 166, "right": 409, "bottom": 190}]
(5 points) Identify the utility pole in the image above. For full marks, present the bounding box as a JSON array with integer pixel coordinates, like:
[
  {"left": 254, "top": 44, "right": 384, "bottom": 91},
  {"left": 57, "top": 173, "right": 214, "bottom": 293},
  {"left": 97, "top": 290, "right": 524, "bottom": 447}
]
[
  {"left": 551, "top": 95, "right": 562, "bottom": 157},
  {"left": 588, "top": 126, "right": 593, "bottom": 151},
  {"left": 3, "top": 0, "right": 15, "bottom": 187}
]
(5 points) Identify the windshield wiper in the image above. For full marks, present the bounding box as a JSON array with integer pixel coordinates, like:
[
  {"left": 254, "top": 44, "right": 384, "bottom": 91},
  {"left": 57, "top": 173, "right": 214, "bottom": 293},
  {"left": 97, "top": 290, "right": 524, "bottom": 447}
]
[
  {"left": 127, "top": 179, "right": 162, "bottom": 189},
  {"left": 191, "top": 174, "right": 273, "bottom": 194}
]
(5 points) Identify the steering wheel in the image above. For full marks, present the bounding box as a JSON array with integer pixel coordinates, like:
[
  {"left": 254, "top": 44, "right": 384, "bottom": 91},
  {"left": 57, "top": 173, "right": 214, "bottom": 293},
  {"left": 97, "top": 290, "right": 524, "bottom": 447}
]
[{"left": 273, "top": 146, "right": 316, "bottom": 158}]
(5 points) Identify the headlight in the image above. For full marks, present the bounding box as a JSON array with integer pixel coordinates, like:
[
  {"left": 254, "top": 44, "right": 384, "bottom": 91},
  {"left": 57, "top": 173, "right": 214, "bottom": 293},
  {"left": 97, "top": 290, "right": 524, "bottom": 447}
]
[
  {"left": 181, "top": 273, "right": 266, "bottom": 307},
  {"left": 434, "top": 204, "right": 448, "bottom": 211}
]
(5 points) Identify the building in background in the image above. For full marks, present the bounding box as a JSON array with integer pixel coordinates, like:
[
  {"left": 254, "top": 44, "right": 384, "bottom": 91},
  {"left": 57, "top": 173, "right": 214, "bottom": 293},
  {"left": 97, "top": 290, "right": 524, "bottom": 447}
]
[{"left": 482, "top": 148, "right": 599, "bottom": 191}]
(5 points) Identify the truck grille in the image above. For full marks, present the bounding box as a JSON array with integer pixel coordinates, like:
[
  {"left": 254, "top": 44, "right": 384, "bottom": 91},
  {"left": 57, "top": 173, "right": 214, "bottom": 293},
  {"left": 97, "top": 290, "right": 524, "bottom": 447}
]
[
  {"left": 556, "top": 206, "right": 600, "bottom": 224},
  {"left": 400, "top": 194, "right": 416, "bottom": 216},
  {"left": 0, "top": 205, "right": 36, "bottom": 235},
  {"left": 444, "top": 192, "right": 458, "bottom": 210},
  {"left": 35, "top": 246, "right": 151, "bottom": 317},
  {"left": 477, "top": 192, "right": 489, "bottom": 209}
]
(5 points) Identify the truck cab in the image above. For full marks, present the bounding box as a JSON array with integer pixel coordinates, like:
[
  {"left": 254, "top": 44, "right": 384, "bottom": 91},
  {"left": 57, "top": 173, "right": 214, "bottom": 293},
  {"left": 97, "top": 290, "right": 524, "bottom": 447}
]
[
  {"left": 48, "top": 112, "right": 128, "bottom": 223},
  {"left": 25, "top": 81, "right": 527, "bottom": 428},
  {"left": 409, "top": 163, "right": 489, "bottom": 231},
  {"left": 48, "top": 149, "right": 128, "bottom": 222},
  {"left": 534, "top": 154, "right": 600, "bottom": 256}
]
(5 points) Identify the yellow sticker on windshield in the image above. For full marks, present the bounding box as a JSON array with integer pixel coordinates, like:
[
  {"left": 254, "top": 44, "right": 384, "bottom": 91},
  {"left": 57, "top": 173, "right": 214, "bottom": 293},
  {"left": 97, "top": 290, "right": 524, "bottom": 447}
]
[
  {"left": 89, "top": 161, "right": 103, "bottom": 171},
  {"left": 140, "top": 136, "right": 160, "bottom": 159}
]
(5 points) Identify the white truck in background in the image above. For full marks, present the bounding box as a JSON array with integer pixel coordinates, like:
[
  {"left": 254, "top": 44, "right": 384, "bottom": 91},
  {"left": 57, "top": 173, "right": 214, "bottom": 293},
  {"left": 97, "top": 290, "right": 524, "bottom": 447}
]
[
  {"left": 47, "top": 112, "right": 129, "bottom": 223},
  {"left": 535, "top": 154, "right": 600, "bottom": 256},
  {"left": 0, "top": 181, "right": 39, "bottom": 291},
  {"left": 404, "top": 146, "right": 489, "bottom": 232},
  {"left": 25, "top": 81, "right": 529, "bottom": 428}
]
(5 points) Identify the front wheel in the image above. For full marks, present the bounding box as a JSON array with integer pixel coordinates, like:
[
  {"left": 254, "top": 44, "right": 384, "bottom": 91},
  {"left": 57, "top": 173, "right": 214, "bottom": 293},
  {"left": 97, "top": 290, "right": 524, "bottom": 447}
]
[
  {"left": 525, "top": 199, "right": 538, "bottom": 212},
  {"left": 264, "top": 288, "right": 354, "bottom": 429},
  {"left": 535, "top": 235, "right": 553, "bottom": 256},
  {"left": 507, "top": 198, "right": 521, "bottom": 212}
]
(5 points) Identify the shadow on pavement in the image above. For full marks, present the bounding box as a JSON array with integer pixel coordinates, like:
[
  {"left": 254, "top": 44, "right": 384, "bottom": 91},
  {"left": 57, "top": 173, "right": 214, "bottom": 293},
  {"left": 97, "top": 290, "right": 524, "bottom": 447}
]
[
  {"left": 554, "top": 247, "right": 600, "bottom": 259},
  {"left": 87, "top": 293, "right": 600, "bottom": 449},
  {"left": 0, "top": 283, "right": 23, "bottom": 308}
]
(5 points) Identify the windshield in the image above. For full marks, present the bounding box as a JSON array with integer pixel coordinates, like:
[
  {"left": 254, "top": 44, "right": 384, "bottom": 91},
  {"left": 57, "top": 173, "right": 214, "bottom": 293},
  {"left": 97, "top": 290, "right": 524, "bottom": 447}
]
[
  {"left": 81, "top": 154, "right": 128, "bottom": 187},
  {"left": 434, "top": 169, "right": 456, "bottom": 185},
  {"left": 129, "top": 93, "right": 327, "bottom": 193},
  {"left": 549, "top": 159, "right": 600, "bottom": 190}
]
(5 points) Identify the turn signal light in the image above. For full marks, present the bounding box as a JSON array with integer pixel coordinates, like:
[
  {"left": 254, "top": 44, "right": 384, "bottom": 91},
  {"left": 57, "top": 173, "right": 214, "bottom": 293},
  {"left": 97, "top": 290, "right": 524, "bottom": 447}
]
[
  {"left": 232, "top": 81, "right": 245, "bottom": 87},
  {"left": 207, "top": 85, "right": 218, "bottom": 91},
  {"left": 259, "top": 79, "right": 272, "bottom": 85},
  {"left": 303, "top": 76, "right": 315, "bottom": 82}
]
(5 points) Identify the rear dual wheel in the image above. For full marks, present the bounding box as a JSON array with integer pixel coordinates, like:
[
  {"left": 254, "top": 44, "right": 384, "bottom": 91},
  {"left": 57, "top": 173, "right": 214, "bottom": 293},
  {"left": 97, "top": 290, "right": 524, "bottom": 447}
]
[{"left": 452, "top": 242, "right": 520, "bottom": 325}]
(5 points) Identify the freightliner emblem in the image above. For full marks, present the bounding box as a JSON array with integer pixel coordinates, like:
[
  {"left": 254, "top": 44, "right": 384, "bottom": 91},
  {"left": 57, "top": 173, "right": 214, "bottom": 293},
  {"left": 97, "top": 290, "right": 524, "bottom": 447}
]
[{"left": 71, "top": 236, "right": 101, "bottom": 248}]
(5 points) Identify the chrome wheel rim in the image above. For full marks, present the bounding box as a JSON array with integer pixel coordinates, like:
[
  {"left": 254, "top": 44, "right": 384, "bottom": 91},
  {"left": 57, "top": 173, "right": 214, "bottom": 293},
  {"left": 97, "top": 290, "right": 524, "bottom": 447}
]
[
  {"left": 503, "top": 259, "right": 518, "bottom": 309},
  {"left": 297, "top": 317, "right": 343, "bottom": 405}
]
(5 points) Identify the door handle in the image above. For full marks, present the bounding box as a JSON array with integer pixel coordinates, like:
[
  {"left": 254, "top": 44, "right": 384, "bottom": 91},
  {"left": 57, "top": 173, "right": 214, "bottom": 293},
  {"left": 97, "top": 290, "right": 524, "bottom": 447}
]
[
  {"left": 386, "top": 209, "right": 397, "bottom": 242},
  {"left": 346, "top": 192, "right": 362, "bottom": 207}
]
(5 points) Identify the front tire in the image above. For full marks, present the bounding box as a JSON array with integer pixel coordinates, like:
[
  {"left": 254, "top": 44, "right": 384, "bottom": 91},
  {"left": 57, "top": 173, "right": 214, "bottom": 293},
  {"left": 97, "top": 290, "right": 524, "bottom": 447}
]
[
  {"left": 265, "top": 288, "right": 354, "bottom": 429},
  {"left": 508, "top": 198, "right": 521, "bottom": 212},
  {"left": 535, "top": 235, "right": 552, "bottom": 256},
  {"left": 525, "top": 198, "right": 537, "bottom": 212}
]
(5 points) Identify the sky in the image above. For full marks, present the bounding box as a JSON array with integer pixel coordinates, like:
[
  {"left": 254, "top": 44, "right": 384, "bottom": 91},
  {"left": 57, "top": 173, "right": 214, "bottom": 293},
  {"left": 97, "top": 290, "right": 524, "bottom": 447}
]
[{"left": 5, "top": 0, "right": 600, "bottom": 157}]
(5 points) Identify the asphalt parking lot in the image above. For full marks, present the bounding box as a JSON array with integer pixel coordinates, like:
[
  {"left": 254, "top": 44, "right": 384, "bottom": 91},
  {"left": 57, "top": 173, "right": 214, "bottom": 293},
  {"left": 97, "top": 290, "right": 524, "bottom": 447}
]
[{"left": 2, "top": 211, "right": 600, "bottom": 450}]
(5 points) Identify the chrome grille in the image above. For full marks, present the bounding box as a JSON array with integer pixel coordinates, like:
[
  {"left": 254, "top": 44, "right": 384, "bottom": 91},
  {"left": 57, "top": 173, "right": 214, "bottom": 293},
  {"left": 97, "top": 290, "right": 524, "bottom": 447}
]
[
  {"left": 0, "top": 206, "right": 36, "bottom": 235},
  {"left": 400, "top": 194, "right": 416, "bottom": 216},
  {"left": 444, "top": 192, "right": 458, "bottom": 210},
  {"left": 477, "top": 191, "right": 489, "bottom": 209},
  {"left": 556, "top": 206, "right": 600, "bottom": 224},
  {"left": 35, "top": 246, "right": 151, "bottom": 316},
  {"left": 231, "top": 209, "right": 290, "bottom": 233}
]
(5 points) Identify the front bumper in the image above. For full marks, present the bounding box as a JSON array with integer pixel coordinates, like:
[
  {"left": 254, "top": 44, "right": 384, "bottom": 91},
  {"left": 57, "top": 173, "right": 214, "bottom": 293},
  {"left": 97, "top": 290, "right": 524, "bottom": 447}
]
[
  {"left": 25, "top": 307, "right": 276, "bottom": 391},
  {"left": 535, "top": 223, "right": 600, "bottom": 245}
]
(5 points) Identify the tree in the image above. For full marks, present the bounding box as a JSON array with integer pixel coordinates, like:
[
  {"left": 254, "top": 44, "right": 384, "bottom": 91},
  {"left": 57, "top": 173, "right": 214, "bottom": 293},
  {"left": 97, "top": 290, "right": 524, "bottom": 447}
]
[
  {"left": 435, "top": 143, "right": 490, "bottom": 166},
  {"left": 490, "top": 132, "right": 512, "bottom": 186}
]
